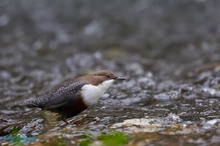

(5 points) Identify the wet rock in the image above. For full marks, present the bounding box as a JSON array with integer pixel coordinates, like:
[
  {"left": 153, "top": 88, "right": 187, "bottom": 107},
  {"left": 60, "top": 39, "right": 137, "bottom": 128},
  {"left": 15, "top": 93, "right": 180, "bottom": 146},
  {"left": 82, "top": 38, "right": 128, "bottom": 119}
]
[
  {"left": 111, "top": 114, "right": 182, "bottom": 133},
  {"left": 125, "top": 63, "right": 144, "bottom": 75},
  {"left": 200, "top": 119, "right": 220, "bottom": 129},
  {"left": 165, "top": 113, "right": 182, "bottom": 123},
  {"left": 20, "top": 118, "right": 45, "bottom": 136},
  {"left": 157, "top": 80, "right": 175, "bottom": 91},
  {"left": 202, "top": 87, "right": 220, "bottom": 98},
  {"left": 137, "top": 75, "right": 156, "bottom": 89},
  {"left": 110, "top": 118, "right": 163, "bottom": 133},
  {"left": 153, "top": 90, "right": 180, "bottom": 101}
]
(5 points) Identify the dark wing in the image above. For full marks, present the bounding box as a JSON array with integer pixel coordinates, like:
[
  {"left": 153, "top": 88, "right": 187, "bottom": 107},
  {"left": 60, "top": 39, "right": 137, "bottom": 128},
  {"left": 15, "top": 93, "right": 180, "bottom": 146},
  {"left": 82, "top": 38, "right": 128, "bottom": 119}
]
[{"left": 20, "top": 81, "right": 87, "bottom": 110}]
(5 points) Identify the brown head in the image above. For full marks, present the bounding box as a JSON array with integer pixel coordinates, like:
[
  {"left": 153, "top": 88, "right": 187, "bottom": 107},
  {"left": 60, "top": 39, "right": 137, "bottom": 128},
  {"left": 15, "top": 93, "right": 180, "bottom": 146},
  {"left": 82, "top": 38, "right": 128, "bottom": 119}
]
[{"left": 77, "top": 70, "right": 126, "bottom": 86}]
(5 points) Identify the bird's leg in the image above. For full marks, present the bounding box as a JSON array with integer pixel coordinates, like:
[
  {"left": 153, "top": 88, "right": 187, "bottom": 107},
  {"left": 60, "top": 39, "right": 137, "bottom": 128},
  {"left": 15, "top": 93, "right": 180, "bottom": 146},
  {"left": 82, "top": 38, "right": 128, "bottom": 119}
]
[
  {"left": 57, "top": 116, "right": 69, "bottom": 125},
  {"left": 62, "top": 118, "right": 69, "bottom": 125}
]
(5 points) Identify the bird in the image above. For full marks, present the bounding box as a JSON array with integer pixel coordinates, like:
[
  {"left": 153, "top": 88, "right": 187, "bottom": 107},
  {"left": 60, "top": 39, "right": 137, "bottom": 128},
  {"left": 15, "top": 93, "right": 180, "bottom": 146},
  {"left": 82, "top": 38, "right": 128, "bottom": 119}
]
[{"left": 19, "top": 70, "right": 126, "bottom": 123}]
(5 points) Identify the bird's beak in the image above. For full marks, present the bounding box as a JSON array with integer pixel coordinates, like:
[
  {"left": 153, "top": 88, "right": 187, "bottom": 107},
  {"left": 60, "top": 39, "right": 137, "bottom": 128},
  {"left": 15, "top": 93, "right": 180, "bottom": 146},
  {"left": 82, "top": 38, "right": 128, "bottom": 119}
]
[{"left": 115, "top": 76, "right": 126, "bottom": 81}]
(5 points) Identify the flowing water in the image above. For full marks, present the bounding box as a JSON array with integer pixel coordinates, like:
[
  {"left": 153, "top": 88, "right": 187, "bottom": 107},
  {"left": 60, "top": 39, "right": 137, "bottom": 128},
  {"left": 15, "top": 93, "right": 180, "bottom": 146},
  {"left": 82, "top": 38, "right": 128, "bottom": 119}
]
[{"left": 0, "top": 0, "right": 220, "bottom": 145}]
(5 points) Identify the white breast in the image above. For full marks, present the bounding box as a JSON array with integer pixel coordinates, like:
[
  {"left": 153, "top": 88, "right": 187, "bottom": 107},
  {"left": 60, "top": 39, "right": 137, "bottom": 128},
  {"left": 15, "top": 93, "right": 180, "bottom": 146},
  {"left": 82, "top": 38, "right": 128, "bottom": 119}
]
[{"left": 81, "top": 79, "right": 114, "bottom": 106}]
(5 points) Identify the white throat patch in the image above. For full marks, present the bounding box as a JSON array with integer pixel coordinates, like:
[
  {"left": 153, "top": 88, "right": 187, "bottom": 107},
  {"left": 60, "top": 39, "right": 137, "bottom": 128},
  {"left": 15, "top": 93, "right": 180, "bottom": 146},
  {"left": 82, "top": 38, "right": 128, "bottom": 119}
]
[{"left": 81, "top": 79, "right": 114, "bottom": 106}]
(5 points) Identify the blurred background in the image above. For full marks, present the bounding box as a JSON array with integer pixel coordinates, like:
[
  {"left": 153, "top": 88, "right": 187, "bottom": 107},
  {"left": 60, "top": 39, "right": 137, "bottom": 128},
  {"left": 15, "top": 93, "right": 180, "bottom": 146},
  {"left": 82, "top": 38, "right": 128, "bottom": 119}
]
[
  {"left": 0, "top": 0, "right": 220, "bottom": 145},
  {"left": 1, "top": 0, "right": 220, "bottom": 63},
  {"left": 0, "top": 0, "right": 220, "bottom": 83}
]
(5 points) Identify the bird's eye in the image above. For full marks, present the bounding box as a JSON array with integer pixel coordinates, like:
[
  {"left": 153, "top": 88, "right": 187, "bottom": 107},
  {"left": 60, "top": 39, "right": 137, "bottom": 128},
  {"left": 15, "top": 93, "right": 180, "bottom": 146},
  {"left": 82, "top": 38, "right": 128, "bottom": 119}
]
[{"left": 106, "top": 74, "right": 110, "bottom": 78}]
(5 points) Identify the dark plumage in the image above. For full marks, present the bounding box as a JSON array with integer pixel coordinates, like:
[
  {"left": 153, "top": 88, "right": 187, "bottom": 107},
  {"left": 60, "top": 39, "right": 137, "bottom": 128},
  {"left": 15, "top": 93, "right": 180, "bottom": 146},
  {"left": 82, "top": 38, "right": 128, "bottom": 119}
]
[{"left": 19, "top": 70, "right": 125, "bottom": 121}]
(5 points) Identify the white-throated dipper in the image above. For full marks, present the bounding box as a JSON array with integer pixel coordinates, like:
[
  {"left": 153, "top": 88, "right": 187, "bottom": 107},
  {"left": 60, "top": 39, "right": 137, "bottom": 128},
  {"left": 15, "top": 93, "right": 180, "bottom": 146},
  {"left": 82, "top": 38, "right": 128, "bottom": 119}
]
[{"left": 20, "top": 70, "right": 126, "bottom": 122}]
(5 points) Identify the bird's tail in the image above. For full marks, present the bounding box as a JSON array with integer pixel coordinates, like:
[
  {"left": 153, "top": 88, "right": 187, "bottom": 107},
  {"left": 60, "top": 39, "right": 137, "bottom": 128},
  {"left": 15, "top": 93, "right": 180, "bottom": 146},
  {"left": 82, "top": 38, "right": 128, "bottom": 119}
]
[{"left": 19, "top": 98, "right": 44, "bottom": 108}]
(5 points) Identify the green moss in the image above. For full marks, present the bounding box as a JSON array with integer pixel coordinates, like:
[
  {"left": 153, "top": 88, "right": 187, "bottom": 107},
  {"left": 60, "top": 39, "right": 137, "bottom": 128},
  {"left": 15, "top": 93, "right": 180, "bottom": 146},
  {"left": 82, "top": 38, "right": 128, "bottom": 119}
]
[
  {"left": 52, "top": 137, "right": 67, "bottom": 146},
  {"left": 215, "top": 84, "right": 220, "bottom": 90},
  {"left": 79, "top": 131, "right": 129, "bottom": 146},
  {"left": 98, "top": 131, "right": 129, "bottom": 146},
  {"left": 79, "top": 134, "right": 93, "bottom": 146}
]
